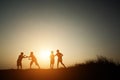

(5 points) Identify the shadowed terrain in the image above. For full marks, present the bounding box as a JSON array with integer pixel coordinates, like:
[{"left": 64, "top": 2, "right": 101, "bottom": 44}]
[{"left": 0, "top": 56, "right": 120, "bottom": 80}]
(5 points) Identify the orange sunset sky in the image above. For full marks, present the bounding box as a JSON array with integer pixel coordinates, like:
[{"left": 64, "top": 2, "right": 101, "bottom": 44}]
[{"left": 0, "top": 0, "right": 120, "bottom": 69}]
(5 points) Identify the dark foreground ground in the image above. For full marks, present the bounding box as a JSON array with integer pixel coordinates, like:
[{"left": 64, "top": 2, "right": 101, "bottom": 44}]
[
  {"left": 0, "top": 56, "right": 120, "bottom": 80},
  {"left": 0, "top": 65, "right": 119, "bottom": 80}
]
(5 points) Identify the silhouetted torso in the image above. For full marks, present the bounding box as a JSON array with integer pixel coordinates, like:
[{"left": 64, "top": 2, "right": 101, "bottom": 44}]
[
  {"left": 30, "top": 54, "right": 37, "bottom": 61},
  {"left": 17, "top": 54, "right": 24, "bottom": 63},
  {"left": 50, "top": 53, "right": 55, "bottom": 64},
  {"left": 56, "top": 52, "right": 63, "bottom": 61}
]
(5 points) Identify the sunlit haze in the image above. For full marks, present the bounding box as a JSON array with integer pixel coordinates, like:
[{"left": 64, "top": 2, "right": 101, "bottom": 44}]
[{"left": 0, "top": 0, "right": 120, "bottom": 69}]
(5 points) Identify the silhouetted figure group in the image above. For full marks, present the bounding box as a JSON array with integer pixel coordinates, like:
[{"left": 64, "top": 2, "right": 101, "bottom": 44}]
[
  {"left": 17, "top": 52, "right": 40, "bottom": 69},
  {"left": 17, "top": 49, "right": 66, "bottom": 69},
  {"left": 50, "top": 49, "right": 66, "bottom": 69}
]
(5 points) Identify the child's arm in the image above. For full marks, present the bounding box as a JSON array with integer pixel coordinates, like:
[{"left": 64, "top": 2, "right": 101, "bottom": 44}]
[
  {"left": 23, "top": 55, "right": 28, "bottom": 58},
  {"left": 61, "top": 53, "right": 63, "bottom": 56}
]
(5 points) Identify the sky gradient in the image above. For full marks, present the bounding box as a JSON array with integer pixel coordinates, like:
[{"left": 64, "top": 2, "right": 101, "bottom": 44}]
[{"left": 0, "top": 0, "right": 120, "bottom": 69}]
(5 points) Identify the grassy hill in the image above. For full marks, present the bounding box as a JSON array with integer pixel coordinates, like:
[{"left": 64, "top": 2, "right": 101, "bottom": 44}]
[{"left": 0, "top": 56, "right": 120, "bottom": 80}]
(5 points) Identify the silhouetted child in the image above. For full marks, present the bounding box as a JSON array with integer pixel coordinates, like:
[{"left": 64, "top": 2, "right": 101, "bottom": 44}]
[
  {"left": 55, "top": 49, "right": 66, "bottom": 68},
  {"left": 17, "top": 52, "right": 27, "bottom": 69},
  {"left": 29, "top": 52, "right": 40, "bottom": 69},
  {"left": 50, "top": 51, "right": 55, "bottom": 69}
]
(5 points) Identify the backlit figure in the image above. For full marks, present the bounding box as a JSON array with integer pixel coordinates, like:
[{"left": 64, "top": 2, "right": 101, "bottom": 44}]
[
  {"left": 29, "top": 52, "right": 40, "bottom": 69},
  {"left": 55, "top": 50, "right": 66, "bottom": 68},
  {"left": 17, "top": 52, "right": 27, "bottom": 69},
  {"left": 50, "top": 51, "right": 55, "bottom": 69}
]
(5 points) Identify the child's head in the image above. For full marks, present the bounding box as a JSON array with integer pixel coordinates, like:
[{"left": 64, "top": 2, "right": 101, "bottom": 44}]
[
  {"left": 51, "top": 51, "right": 54, "bottom": 54},
  {"left": 30, "top": 52, "right": 33, "bottom": 55},
  {"left": 56, "top": 49, "right": 59, "bottom": 53},
  {"left": 21, "top": 52, "right": 24, "bottom": 55}
]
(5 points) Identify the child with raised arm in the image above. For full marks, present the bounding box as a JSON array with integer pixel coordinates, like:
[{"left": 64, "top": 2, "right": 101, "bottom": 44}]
[
  {"left": 29, "top": 52, "right": 40, "bottom": 69},
  {"left": 17, "top": 52, "right": 27, "bottom": 69},
  {"left": 55, "top": 49, "right": 66, "bottom": 68}
]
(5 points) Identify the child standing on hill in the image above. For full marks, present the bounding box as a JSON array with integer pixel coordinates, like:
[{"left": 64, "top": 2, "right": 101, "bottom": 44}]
[
  {"left": 17, "top": 52, "right": 27, "bottom": 69},
  {"left": 50, "top": 51, "right": 55, "bottom": 69},
  {"left": 55, "top": 49, "right": 66, "bottom": 68},
  {"left": 29, "top": 52, "right": 40, "bottom": 69}
]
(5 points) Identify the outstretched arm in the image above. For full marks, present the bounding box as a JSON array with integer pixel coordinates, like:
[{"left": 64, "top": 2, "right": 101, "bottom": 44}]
[
  {"left": 55, "top": 53, "right": 57, "bottom": 56},
  {"left": 61, "top": 53, "right": 63, "bottom": 56},
  {"left": 28, "top": 56, "right": 31, "bottom": 60},
  {"left": 23, "top": 55, "right": 29, "bottom": 58}
]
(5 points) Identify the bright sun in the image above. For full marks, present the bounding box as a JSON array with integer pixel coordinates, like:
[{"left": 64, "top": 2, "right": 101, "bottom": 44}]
[
  {"left": 39, "top": 50, "right": 50, "bottom": 60},
  {"left": 37, "top": 49, "right": 52, "bottom": 68}
]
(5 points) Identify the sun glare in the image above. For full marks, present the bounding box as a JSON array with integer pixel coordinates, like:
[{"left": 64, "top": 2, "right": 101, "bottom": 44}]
[
  {"left": 36, "top": 49, "right": 53, "bottom": 68},
  {"left": 39, "top": 50, "right": 50, "bottom": 61}
]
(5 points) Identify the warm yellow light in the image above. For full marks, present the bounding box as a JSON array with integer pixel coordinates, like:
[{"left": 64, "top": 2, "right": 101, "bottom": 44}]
[
  {"left": 37, "top": 50, "right": 51, "bottom": 68},
  {"left": 39, "top": 50, "right": 50, "bottom": 61}
]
